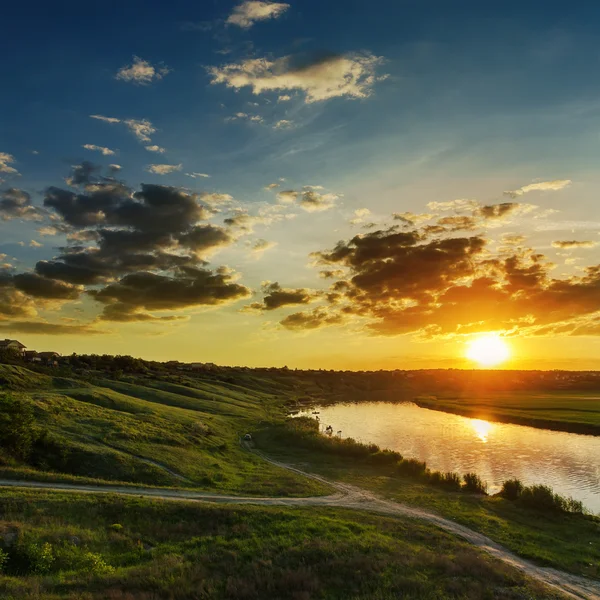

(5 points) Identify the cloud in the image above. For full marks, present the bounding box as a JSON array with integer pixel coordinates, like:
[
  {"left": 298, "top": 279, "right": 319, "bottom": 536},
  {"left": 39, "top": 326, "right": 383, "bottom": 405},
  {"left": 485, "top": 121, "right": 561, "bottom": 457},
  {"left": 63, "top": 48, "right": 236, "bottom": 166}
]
[
  {"left": 250, "top": 238, "right": 277, "bottom": 255},
  {"left": 146, "top": 164, "right": 182, "bottom": 175},
  {"left": 278, "top": 94, "right": 291, "bottom": 102},
  {"left": 200, "top": 192, "right": 234, "bottom": 206},
  {"left": 145, "top": 145, "right": 166, "bottom": 153},
  {"left": 280, "top": 307, "right": 344, "bottom": 330},
  {"left": 299, "top": 190, "right": 338, "bottom": 212},
  {"left": 426, "top": 199, "right": 479, "bottom": 212},
  {"left": 82, "top": 144, "right": 116, "bottom": 156},
  {"left": 245, "top": 281, "right": 320, "bottom": 311},
  {"left": 208, "top": 52, "right": 387, "bottom": 103},
  {"left": 97, "top": 304, "right": 188, "bottom": 323},
  {"left": 226, "top": 112, "right": 264, "bottom": 123},
  {"left": 115, "top": 56, "right": 171, "bottom": 85},
  {"left": 393, "top": 212, "right": 435, "bottom": 226},
  {"left": 504, "top": 179, "right": 572, "bottom": 198},
  {"left": 502, "top": 234, "right": 526, "bottom": 245},
  {"left": 0, "top": 188, "right": 44, "bottom": 221},
  {"left": 274, "top": 119, "right": 293, "bottom": 129},
  {"left": 226, "top": 1, "right": 290, "bottom": 28},
  {"left": 264, "top": 182, "right": 280, "bottom": 190},
  {"left": 0, "top": 320, "right": 106, "bottom": 335},
  {"left": 90, "top": 115, "right": 156, "bottom": 143},
  {"left": 90, "top": 266, "right": 250, "bottom": 313},
  {"left": 109, "top": 164, "right": 122, "bottom": 172},
  {"left": 276, "top": 190, "right": 298, "bottom": 204},
  {"left": 552, "top": 240, "right": 597, "bottom": 249},
  {"left": 90, "top": 115, "right": 121, "bottom": 124},
  {"left": 0, "top": 152, "right": 19, "bottom": 176},
  {"left": 186, "top": 172, "right": 211, "bottom": 179},
  {"left": 349, "top": 208, "right": 371, "bottom": 225},
  {"left": 29, "top": 240, "right": 42, "bottom": 248}
]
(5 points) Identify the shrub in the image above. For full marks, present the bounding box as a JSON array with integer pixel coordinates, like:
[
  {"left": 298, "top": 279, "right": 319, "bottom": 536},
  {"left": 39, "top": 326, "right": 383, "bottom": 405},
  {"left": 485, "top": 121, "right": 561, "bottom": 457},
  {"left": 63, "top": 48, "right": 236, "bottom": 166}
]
[
  {"left": 518, "top": 484, "right": 583, "bottom": 514},
  {"left": 500, "top": 478, "right": 524, "bottom": 500},
  {"left": 0, "top": 394, "right": 36, "bottom": 460},
  {"left": 440, "top": 472, "right": 462, "bottom": 491},
  {"left": 109, "top": 523, "right": 123, "bottom": 532},
  {"left": 462, "top": 473, "right": 487, "bottom": 495},
  {"left": 397, "top": 458, "right": 427, "bottom": 477}
]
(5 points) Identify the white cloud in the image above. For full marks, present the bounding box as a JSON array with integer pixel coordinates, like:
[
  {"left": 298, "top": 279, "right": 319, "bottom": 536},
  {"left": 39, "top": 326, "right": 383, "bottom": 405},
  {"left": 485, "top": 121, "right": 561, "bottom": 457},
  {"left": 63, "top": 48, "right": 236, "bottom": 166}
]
[
  {"left": 29, "top": 240, "right": 43, "bottom": 248},
  {"left": 226, "top": 112, "right": 264, "bottom": 123},
  {"left": 0, "top": 152, "right": 19, "bottom": 175},
  {"left": 116, "top": 56, "right": 171, "bottom": 85},
  {"left": 145, "top": 164, "right": 182, "bottom": 175},
  {"left": 504, "top": 179, "right": 572, "bottom": 198},
  {"left": 276, "top": 190, "right": 298, "bottom": 204},
  {"left": 89, "top": 115, "right": 156, "bottom": 143},
  {"left": 278, "top": 94, "right": 291, "bottom": 102},
  {"left": 82, "top": 144, "right": 116, "bottom": 156},
  {"left": 274, "top": 119, "right": 293, "bottom": 129},
  {"left": 124, "top": 119, "right": 156, "bottom": 142},
  {"left": 264, "top": 182, "right": 280, "bottom": 190},
  {"left": 227, "top": 1, "right": 289, "bottom": 29},
  {"left": 109, "top": 164, "right": 122, "bottom": 171},
  {"left": 186, "top": 172, "right": 211, "bottom": 179},
  {"left": 208, "top": 52, "right": 387, "bottom": 103},
  {"left": 200, "top": 192, "right": 234, "bottom": 206},
  {"left": 349, "top": 207, "right": 371, "bottom": 224},
  {"left": 90, "top": 114, "right": 121, "bottom": 124},
  {"left": 300, "top": 190, "right": 338, "bottom": 212},
  {"left": 37, "top": 226, "right": 59, "bottom": 236},
  {"left": 145, "top": 145, "right": 166, "bottom": 153}
]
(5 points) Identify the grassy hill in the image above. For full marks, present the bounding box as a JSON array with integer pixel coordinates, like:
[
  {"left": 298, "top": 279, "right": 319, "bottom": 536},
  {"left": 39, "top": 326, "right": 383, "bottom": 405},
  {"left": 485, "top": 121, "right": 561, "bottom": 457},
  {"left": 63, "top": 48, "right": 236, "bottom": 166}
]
[{"left": 0, "top": 365, "right": 325, "bottom": 496}]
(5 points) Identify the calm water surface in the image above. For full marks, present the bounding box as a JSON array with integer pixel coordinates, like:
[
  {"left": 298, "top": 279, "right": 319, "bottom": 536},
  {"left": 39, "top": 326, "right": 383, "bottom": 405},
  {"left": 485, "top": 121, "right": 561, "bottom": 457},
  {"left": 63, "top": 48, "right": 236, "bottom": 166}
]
[{"left": 301, "top": 401, "right": 600, "bottom": 513}]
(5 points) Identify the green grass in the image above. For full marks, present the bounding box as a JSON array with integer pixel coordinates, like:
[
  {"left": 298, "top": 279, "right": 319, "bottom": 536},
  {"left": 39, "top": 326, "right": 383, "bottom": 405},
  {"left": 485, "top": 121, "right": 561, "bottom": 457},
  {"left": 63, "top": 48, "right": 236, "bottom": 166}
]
[
  {"left": 0, "top": 365, "right": 326, "bottom": 497},
  {"left": 415, "top": 391, "right": 600, "bottom": 434},
  {"left": 0, "top": 489, "right": 560, "bottom": 600},
  {"left": 255, "top": 421, "right": 600, "bottom": 581}
]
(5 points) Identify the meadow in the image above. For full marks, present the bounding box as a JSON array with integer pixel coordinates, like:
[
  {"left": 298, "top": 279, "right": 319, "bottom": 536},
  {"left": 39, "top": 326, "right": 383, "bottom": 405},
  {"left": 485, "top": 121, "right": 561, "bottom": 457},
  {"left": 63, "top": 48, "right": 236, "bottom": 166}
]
[
  {"left": 414, "top": 390, "right": 600, "bottom": 434},
  {"left": 0, "top": 489, "right": 561, "bottom": 600},
  {"left": 1, "top": 359, "right": 599, "bottom": 597}
]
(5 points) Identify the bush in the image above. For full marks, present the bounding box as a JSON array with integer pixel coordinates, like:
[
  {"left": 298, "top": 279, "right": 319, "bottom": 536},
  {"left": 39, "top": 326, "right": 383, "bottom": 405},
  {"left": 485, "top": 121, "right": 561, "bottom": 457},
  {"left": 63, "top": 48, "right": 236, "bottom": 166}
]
[
  {"left": 0, "top": 394, "right": 36, "bottom": 460},
  {"left": 440, "top": 471, "right": 462, "bottom": 491},
  {"left": 518, "top": 484, "right": 583, "bottom": 514},
  {"left": 397, "top": 458, "right": 427, "bottom": 477},
  {"left": 109, "top": 523, "right": 123, "bottom": 532},
  {"left": 462, "top": 473, "right": 487, "bottom": 494},
  {"left": 500, "top": 478, "right": 524, "bottom": 500},
  {"left": 0, "top": 548, "right": 8, "bottom": 573}
]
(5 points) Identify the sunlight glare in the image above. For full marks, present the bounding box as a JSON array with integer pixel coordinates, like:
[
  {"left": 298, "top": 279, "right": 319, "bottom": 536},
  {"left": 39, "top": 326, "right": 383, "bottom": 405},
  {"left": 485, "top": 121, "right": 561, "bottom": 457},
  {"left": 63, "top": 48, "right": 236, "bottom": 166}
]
[
  {"left": 465, "top": 334, "right": 511, "bottom": 367},
  {"left": 471, "top": 419, "right": 493, "bottom": 443}
]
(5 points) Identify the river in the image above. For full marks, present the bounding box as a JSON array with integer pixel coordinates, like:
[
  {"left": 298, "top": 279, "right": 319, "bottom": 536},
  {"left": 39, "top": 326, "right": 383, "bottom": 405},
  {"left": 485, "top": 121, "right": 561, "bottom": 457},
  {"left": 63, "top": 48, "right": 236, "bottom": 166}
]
[{"left": 300, "top": 401, "right": 600, "bottom": 513}]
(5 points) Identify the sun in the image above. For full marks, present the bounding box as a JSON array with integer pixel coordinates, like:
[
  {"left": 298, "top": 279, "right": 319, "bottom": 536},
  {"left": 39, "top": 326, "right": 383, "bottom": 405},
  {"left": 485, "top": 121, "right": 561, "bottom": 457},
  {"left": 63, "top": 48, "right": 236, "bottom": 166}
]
[{"left": 465, "top": 334, "right": 511, "bottom": 367}]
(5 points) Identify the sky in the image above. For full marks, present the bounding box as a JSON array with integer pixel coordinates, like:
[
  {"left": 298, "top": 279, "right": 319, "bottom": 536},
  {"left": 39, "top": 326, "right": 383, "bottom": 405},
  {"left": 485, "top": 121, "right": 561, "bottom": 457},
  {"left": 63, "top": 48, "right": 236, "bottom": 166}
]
[{"left": 2, "top": 0, "right": 600, "bottom": 369}]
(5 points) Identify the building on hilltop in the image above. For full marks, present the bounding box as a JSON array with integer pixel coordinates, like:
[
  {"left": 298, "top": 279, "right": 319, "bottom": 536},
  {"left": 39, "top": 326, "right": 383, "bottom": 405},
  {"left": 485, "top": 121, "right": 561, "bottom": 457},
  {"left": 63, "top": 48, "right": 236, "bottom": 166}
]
[{"left": 0, "top": 339, "right": 26, "bottom": 356}]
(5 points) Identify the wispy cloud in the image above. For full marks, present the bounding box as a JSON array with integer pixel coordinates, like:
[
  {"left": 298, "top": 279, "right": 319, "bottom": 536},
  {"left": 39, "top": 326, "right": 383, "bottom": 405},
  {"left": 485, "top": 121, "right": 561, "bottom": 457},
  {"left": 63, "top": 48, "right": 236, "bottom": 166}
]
[
  {"left": 82, "top": 144, "right": 116, "bottom": 156},
  {"left": 552, "top": 240, "right": 597, "bottom": 249},
  {"left": 186, "top": 172, "right": 211, "bottom": 179},
  {"left": 274, "top": 119, "right": 294, "bottom": 129},
  {"left": 504, "top": 179, "right": 572, "bottom": 198},
  {"left": 89, "top": 115, "right": 157, "bottom": 143},
  {"left": 225, "top": 112, "right": 264, "bottom": 123},
  {"left": 145, "top": 145, "right": 166, "bottom": 153},
  {"left": 145, "top": 164, "right": 182, "bottom": 175},
  {"left": 227, "top": 1, "right": 290, "bottom": 28},
  {"left": 209, "top": 52, "right": 387, "bottom": 103},
  {"left": 0, "top": 152, "right": 19, "bottom": 175},
  {"left": 116, "top": 56, "right": 171, "bottom": 85}
]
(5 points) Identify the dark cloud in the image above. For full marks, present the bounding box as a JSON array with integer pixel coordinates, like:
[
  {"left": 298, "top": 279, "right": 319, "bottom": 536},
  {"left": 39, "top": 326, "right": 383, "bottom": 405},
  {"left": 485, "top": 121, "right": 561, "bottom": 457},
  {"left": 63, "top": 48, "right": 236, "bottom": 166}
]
[
  {"left": 246, "top": 281, "right": 319, "bottom": 311},
  {"left": 89, "top": 266, "right": 250, "bottom": 313},
  {"left": 97, "top": 304, "right": 189, "bottom": 322},
  {"left": 436, "top": 215, "right": 479, "bottom": 231},
  {"left": 12, "top": 273, "right": 81, "bottom": 300},
  {"left": 0, "top": 188, "right": 44, "bottom": 221},
  {"left": 178, "top": 225, "right": 233, "bottom": 255},
  {"left": 477, "top": 202, "right": 522, "bottom": 220},
  {"left": 280, "top": 308, "right": 344, "bottom": 330}
]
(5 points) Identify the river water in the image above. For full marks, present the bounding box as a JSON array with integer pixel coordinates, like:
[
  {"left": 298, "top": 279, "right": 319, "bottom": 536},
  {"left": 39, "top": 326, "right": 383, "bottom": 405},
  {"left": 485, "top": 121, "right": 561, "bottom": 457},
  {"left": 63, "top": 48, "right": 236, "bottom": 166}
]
[{"left": 300, "top": 401, "right": 600, "bottom": 513}]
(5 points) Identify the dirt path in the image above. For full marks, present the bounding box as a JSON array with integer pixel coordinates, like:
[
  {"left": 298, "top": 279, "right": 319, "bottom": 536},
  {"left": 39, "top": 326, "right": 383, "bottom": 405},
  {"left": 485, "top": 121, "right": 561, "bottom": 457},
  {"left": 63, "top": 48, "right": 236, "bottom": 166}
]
[{"left": 1, "top": 452, "right": 598, "bottom": 600}]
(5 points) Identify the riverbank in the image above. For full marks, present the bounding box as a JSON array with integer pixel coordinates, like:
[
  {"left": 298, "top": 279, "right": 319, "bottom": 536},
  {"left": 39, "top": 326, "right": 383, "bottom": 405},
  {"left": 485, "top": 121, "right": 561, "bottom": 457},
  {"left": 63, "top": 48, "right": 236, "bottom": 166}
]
[{"left": 414, "top": 391, "right": 600, "bottom": 436}]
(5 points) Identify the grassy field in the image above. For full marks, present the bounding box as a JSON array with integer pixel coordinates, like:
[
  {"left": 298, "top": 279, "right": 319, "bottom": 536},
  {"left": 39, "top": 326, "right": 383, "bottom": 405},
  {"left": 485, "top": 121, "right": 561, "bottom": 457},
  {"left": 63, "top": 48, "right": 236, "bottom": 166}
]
[
  {"left": 0, "top": 364, "right": 326, "bottom": 497},
  {"left": 0, "top": 489, "right": 561, "bottom": 600},
  {"left": 415, "top": 391, "right": 600, "bottom": 435},
  {"left": 255, "top": 420, "right": 600, "bottom": 581}
]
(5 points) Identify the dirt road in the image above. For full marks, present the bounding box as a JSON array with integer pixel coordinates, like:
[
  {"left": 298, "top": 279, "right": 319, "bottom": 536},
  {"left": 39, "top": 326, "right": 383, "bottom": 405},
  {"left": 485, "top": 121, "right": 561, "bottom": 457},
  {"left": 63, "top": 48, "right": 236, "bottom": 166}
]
[{"left": 1, "top": 450, "right": 598, "bottom": 600}]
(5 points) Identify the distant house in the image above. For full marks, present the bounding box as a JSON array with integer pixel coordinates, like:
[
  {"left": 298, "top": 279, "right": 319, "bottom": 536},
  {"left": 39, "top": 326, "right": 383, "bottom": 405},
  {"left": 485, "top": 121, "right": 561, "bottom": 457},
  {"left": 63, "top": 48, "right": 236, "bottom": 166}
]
[
  {"left": 38, "top": 352, "right": 60, "bottom": 366},
  {"left": 24, "top": 351, "right": 42, "bottom": 363},
  {"left": 0, "top": 339, "right": 26, "bottom": 356}
]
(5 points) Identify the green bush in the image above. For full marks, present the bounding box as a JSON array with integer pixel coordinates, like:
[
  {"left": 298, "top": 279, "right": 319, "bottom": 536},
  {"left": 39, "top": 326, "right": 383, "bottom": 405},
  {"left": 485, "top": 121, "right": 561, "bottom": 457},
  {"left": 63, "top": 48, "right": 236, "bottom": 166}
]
[
  {"left": 462, "top": 472, "right": 487, "bottom": 494},
  {"left": 0, "top": 394, "right": 36, "bottom": 460},
  {"left": 0, "top": 548, "right": 8, "bottom": 573},
  {"left": 500, "top": 478, "right": 524, "bottom": 500},
  {"left": 397, "top": 458, "right": 427, "bottom": 477},
  {"left": 517, "top": 484, "right": 583, "bottom": 514}
]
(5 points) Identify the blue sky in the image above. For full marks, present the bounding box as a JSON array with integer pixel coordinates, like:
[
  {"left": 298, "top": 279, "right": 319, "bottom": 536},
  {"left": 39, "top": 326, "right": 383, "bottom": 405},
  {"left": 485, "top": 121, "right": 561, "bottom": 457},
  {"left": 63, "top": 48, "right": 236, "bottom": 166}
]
[{"left": 1, "top": 1, "right": 600, "bottom": 368}]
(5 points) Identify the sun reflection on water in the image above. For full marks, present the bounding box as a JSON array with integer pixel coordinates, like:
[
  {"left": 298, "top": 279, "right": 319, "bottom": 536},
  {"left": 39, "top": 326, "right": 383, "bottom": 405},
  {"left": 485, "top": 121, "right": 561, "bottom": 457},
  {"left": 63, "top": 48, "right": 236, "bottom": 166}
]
[{"left": 471, "top": 419, "right": 493, "bottom": 443}]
